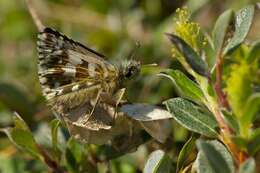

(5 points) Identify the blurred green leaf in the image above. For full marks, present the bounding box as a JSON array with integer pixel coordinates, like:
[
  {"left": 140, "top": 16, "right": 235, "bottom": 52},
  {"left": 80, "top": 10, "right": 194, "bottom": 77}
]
[
  {"left": 164, "top": 98, "right": 218, "bottom": 137},
  {"left": 225, "top": 60, "right": 253, "bottom": 126},
  {"left": 196, "top": 140, "right": 234, "bottom": 173},
  {"left": 50, "top": 119, "right": 62, "bottom": 161},
  {"left": 248, "top": 128, "right": 260, "bottom": 155},
  {"left": 0, "top": 9, "right": 33, "bottom": 41},
  {"left": 67, "top": 138, "right": 84, "bottom": 164},
  {"left": 0, "top": 155, "right": 28, "bottom": 173},
  {"left": 0, "top": 114, "right": 42, "bottom": 160},
  {"left": 212, "top": 9, "right": 234, "bottom": 57},
  {"left": 177, "top": 135, "right": 197, "bottom": 172},
  {"left": 186, "top": 0, "right": 210, "bottom": 14},
  {"left": 0, "top": 82, "right": 35, "bottom": 125},
  {"left": 204, "top": 35, "right": 216, "bottom": 70},
  {"left": 247, "top": 40, "right": 260, "bottom": 63},
  {"left": 65, "top": 138, "right": 85, "bottom": 172},
  {"left": 231, "top": 136, "right": 248, "bottom": 150},
  {"left": 222, "top": 110, "right": 239, "bottom": 134},
  {"left": 240, "top": 93, "right": 260, "bottom": 131},
  {"left": 143, "top": 150, "right": 171, "bottom": 173},
  {"left": 160, "top": 69, "right": 204, "bottom": 103},
  {"left": 224, "top": 5, "right": 254, "bottom": 55},
  {"left": 238, "top": 158, "right": 256, "bottom": 173},
  {"left": 166, "top": 34, "right": 208, "bottom": 77},
  {"left": 13, "top": 112, "right": 30, "bottom": 131},
  {"left": 65, "top": 147, "right": 78, "bottom": 173}
]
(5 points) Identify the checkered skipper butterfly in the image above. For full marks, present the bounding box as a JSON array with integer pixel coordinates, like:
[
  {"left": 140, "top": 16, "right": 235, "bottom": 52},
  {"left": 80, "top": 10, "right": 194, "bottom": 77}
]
[{"left": 37, "top": 27, "right": 140, "bottom": 130}]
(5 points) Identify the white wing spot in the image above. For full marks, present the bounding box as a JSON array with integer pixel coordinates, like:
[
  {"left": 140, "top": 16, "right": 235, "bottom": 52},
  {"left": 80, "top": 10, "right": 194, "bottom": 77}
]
[
  {"left": 68, "top": 50, "right": 83, "bottom": 65},
  {"left": 62, "top": 67, "right": 76, "bottom": 77},
  {"left": 37, "top": 41, "right": 45, "bottom": 46},
  {"left": 38, "top": 33, "right": 47, "bottom": 40},
  {"left": 46, "top": 92, "right": 56, "bottom": 99},
  {"left": 72, "top": 84, "right": 80, "bottom": 91},
  {"left": 39, "top": 77, "right": 47, "bottom": 84},
  {"left": 43, "top": 87, "right": 51, "bottom": 93},
  {"left": 56, "top": 89, "right": 63, "bottom": 95},
  {"left": 69, "top": 55, "right": 83, "bottom": 65},
  {"left": 88, "top": 63, "right": 96, "bottom": 77}
]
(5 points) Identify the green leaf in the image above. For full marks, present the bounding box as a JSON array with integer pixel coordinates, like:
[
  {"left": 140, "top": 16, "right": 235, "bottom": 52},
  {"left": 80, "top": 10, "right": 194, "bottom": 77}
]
[
  {"left": 67, "top": 138, "right": 84, "bottom": 164},
  {"left": 0, "top": 155, "right": 28, "bottom": 173},
  {"left": 224, "top": 5, "right": 255, "bottom": 55},
  {"left": 212, "top": 9, "right": 234, "bottom": 56},
  {"left": 64, "top": 138, "right": 85, "bottom": 173},
  {"left": 204, "top": 36, "right": 216, "bottom": 70},
  {"left": 231, "top": 136, "right": 248, "bottom": 150},
  {"left": 225, "top": 60, "right": 253, "bottom": 121},
  {"left": 241, "top": 93, "right": 260, "bottom": 131},
  {"left": 196, "top": 140, "right": 234, "bottom": 173},
  {"left": 0, "top": 82, "right": 35, "bottom": 125},
  {"left": 186, "top": 0, "right": 210, "bottom": 14},
  {"left": 143, "top": 150, "right": 171, "bottom": 173},
  {"left": 0, "top": 114, "right": 42, "bottom": 160},
  {"left": 65, "top": 147, "right": 78, "bottom": 173},
  {"left": 13, "top": 112, "right": 30, "bottom": 131},
  {"left": 248, "top": 128, "right": 260, "bottom": 155},
  {"left": 177, "top": 135, "right": 197, "bottom": 172},
  {"left": 164, "top": 98, "right": 218, "bottom": 137},
  {"left": 238, "top": 158, "right": 256, "bottom": 173},
  {"left": 222, "top": 110, "right": 239, "bottom": 134},
  {"left": 166, "top": 33, "right": 209, "bottom": 77},
  {"left": 159, "top": 69, "right": 204, "bottom": 103},
  {"left": 50, "top": 119, "right": 62, "bottom": 160},
  {"left": 247, "top": 41, "right": 260, "bottom": 63}
]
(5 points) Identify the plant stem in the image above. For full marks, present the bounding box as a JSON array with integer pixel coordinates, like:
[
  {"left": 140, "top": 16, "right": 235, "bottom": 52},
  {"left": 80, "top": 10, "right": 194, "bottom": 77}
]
[
  {"left": 197, "top": 76, "right": 232, "bottom": 135},
  {"left": 37, "top": 144, "right": 67, "bottom": 173},
  {"left": 214, "top": 54, "right": 229, "bottom": 109}
]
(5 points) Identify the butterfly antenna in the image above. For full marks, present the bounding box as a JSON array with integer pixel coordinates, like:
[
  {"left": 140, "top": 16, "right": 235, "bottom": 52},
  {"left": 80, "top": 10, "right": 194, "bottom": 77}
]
[
  {"left": 129, "top": 41, "right": 141, "bottom": 60},
  {"left": 25, "top": 0, "right": 45, "bottom": 32}
]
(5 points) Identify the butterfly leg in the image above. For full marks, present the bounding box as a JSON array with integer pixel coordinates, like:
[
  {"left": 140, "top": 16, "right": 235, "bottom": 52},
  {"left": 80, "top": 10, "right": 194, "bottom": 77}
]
[
  {"left": 86, "top": 89, "right": 102, "bottom": 121},
  {"left": 112, "top": 88, "right": 126, "bottom": 122}
]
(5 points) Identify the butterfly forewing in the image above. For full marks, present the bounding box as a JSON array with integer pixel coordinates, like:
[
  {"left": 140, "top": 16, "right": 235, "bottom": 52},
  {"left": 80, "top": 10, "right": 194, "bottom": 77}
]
[
  {"left": 37, "top": 27, "right": 118, "bottom": 100},
  {"left": 37, "top": 28, "right": 120, "bottom": 130}
]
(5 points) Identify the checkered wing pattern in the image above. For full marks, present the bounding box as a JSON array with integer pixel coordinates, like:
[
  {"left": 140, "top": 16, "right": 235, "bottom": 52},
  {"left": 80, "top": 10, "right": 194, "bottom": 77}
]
[{"left": 37, "top": 28, "right": 119, "bottom": 130}]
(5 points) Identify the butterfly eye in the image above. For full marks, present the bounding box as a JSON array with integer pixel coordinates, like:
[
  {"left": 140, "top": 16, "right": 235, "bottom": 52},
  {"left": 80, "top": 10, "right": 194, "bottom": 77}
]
[
  {"left": 125, "top": 68, "right": 133, "bottom": 78},
  {"left": 125, "top": 66, "right": 136, "bottom": 78}
]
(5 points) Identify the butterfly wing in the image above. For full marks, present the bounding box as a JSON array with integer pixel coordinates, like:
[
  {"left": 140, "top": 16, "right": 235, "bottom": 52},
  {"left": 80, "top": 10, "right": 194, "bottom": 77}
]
[{"left": 37, "top": 27, "right": 118, "bottom": 130}]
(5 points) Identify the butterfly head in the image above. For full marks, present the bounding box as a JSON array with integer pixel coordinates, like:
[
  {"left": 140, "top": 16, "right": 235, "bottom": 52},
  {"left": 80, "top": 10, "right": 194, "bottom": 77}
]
[{"left": 119, "top": 60, "right": 141, "bottom": 81}]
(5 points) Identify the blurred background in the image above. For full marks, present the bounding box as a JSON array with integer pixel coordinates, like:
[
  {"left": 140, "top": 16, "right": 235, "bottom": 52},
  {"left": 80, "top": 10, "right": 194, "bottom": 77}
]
[{"left": 0, "top": 0, "right": 259, "bottom": 172}]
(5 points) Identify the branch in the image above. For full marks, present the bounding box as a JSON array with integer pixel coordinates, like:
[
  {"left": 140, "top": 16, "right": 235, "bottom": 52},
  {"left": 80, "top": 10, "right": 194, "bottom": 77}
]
[
  {"left": 214, "top": 54, "right": 229, "bottom": 109},
  {"left": 37, "top": 145, "right": 67, "bottom": 173},
  {"left": 25, "top": 0, "right": 45, "bottom": 31}
]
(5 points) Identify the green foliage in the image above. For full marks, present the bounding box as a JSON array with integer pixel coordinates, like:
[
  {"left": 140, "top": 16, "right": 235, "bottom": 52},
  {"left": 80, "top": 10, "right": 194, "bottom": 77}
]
[
  {"left": 238, "top": 158, "right": 256, "bottom": 173},
  {"left": 160, "top": 69, "right": 204, "bottom": 103},
  {"left": 174, "top": 7, "right": 206, "bottom": 53},
  {"left": 143, "top": 150, "right": 171, "bottom": 173},
  {"left": 164, "top": 4, "right": 259, "bottom": 173},
  {"left": 176, "top": 135, "right": 197, "bottom": 172},
  {"left": 223, "top": 5, "right": 255, "bottom": 55},
  {"left": 0, "top": 113, "right": 43, "bottom": 161},
  {"left": 166, "top": 34, "right": 209, "bottom": 76},
  {"left": 226, "top": 60, "right": 253, "bottom": 118},
  {"left": 212, "top": 9, "right": 234, "bottom": 54},
  {"left": 196, "top": 140, "right": 234, "bottom": 173},
  {"left": 247, "top": 41, "right": 260, "bottom": 63},
  {"left": 164, "top": 98, "right": 218, "bottom": 137}
]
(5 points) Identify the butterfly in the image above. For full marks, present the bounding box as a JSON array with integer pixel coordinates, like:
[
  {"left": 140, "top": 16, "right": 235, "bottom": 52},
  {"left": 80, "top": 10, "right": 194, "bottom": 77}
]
[{"left": 37, "top": 27, "right": 141, "bottom": 130}]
